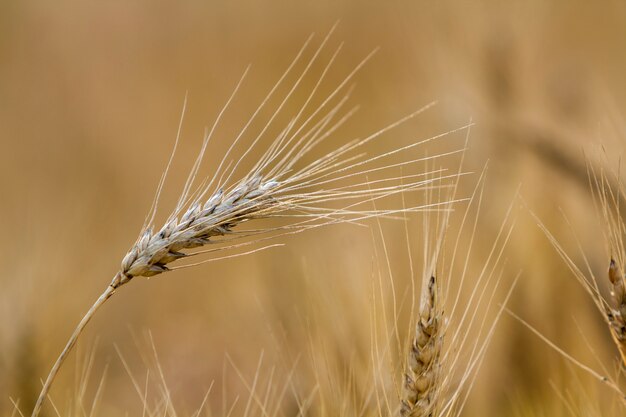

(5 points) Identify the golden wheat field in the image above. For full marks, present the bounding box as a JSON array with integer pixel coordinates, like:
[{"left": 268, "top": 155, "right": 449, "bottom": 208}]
[{"left": 4, "top": 1, "right": 626, "bottom": 416}]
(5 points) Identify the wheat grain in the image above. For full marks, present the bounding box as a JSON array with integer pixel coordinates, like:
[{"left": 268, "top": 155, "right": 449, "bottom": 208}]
[
  {"left": 401, "top": 275, "right": 441, "bottom": 417},
  {"left": 115, "top": 175, "right": 279, "bottom": 283},
  {"left": 607, "top": 260, "right": 626, "bottom": 367}
]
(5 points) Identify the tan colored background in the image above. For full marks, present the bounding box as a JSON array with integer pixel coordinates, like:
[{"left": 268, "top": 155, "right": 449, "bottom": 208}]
[{"left": 2, "top": 1, "right": 626, "bottom": 416}]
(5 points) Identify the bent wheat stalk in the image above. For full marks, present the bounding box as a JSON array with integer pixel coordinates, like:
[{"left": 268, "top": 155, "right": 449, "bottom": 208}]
[{"left": 31, "top": 35, "right": 467, "bottom": 417}]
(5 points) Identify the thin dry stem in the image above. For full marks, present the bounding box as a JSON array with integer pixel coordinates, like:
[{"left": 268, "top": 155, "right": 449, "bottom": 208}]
[{"left": 31, "top": 277, "right": 119, "bottom": 417}]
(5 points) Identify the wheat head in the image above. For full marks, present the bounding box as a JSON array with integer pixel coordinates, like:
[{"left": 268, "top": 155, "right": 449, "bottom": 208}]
[
  {"left": 607, "top": 260, "right": 626, "bottom": 367},
  {"left": 401, "top": 274, "right": 442, "bottom": 417}
]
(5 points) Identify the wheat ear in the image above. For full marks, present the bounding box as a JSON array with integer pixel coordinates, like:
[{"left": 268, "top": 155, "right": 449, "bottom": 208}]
[
  {"left": 31, "top": 35, "right": 466, "bottom": 417},
  {"left": 608, "top": 260, "right": 626, "bottom": 367},
  {"left": 530, "top": 163, "right": 626, "bottom": 402},
  {"left": 397, "top": 160, "right": 519, "bottom": 417},
  {"left": 401, "top": 275, "right": 442, "bottom": 417}
]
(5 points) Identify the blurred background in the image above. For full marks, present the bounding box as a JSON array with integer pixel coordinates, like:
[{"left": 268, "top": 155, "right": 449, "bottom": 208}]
[{"left": 2, "top": 0, "right": 626, "bottom": 416}]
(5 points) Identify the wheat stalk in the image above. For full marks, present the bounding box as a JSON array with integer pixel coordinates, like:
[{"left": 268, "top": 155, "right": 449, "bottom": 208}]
[{"left": 31, "top": 33, "right": 467, "bottom": 417}]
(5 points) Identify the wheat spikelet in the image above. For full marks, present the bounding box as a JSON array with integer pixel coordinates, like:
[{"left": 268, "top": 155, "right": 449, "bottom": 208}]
[
  {"left": 607, "top": 260, "right": 626, "bottom": 367},
  {"left": 114, "top": 175, "right": 279, "bottom": 284},
  {"left": 401, "top": 274, "right": 442, "bottom": 417}
]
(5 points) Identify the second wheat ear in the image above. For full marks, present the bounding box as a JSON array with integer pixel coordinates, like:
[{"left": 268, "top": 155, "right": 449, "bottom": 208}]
[
  {"left": 401, "top": 275, "right": 442, "bottom": 417},
  {"left": 607, "top": 260, "right": 626, "bottom": 367},
  {"left": 31, "top": 36, "right": 468, "bottom": 417}
]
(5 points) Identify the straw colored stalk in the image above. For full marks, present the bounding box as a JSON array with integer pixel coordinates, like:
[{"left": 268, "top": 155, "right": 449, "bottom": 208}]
[{"left": 31, "top": 32, "right": 467, "bottom": 417}]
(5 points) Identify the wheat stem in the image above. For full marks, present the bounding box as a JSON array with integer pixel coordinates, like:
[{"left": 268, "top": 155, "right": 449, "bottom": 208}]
[{"left": 31, "top": 274, "right": 121, "bottom": 417}]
